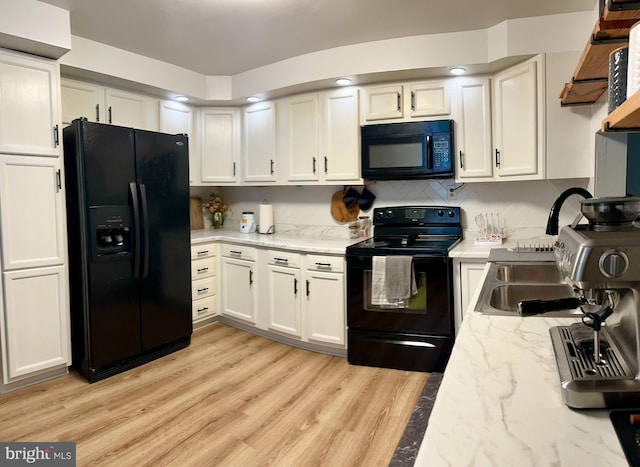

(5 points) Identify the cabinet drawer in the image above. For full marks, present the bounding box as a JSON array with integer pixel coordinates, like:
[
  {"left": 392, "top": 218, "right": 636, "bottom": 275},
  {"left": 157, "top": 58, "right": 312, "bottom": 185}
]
[
  {"left": 306, "top": 254, "right": 344, "bottom": 273},
  {"left": 191, "top": 243, "right": 216, "bottom": 260},
  {"left": 267, "top": 250, "right": 301, "bottom": 268},
  {"left": 191, "top": 257, "right": 216, "bottom": 279},
  {"left": 192, "top": 296, "right": 217, "bottom": 320},
  {"left": 192, "top": 276, "right": 217, "bottom": 300},
  {"left": 222, "top": 244, "right": 256, "bottom": 261}
]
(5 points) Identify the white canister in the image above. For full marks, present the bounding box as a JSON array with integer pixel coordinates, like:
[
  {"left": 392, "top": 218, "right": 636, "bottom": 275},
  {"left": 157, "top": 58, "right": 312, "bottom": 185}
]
[
  {"left": 259, "top": 201, "right": 275, "bottom": 234},
  {"left": 240, "top": 212, "right": 256, "bottom": 233},
  {"left": 628, "top": 21, "right": 640, "bottom": 99}
]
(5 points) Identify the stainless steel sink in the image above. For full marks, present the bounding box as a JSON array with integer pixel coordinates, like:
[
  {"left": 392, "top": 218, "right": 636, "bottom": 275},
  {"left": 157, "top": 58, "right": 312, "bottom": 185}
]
[
  {"left": 489, "top": 284, "right": 577, "bottom": 312},
  {"left": 495, "top": 263, "right": 563, "bottom": 283},
  {"left": 475, "top": 261, "right": 583, "bottom": 317}
]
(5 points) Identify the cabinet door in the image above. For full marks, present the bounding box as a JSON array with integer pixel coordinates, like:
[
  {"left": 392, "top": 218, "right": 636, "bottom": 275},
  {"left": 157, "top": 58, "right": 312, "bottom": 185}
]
[
  {"left": 454, "top": 77, "right": 493, "bottom": 180},
  {"left": 0, "top": 156, "right": 66, "bottom": 270},
  {"left": 304, "top": 270, "right": 345, "bottom": 346},
  {"left": 363, "top": 85, "right": 403, "bottom": 121},
  {"left": 408, "top": 81, "right": 450, "bottom": 117},
  {"left": 105, "top": 88, "right": 159, "bottom": 131},
  {"left": 282, "top": 94, "right": 320, "bottom": 182},
  {"left": 160, "top": 101, "right": 196, "bottom": 184},
  {"left": 267, "top": 265, "right": 302, "bottom": 337},
  {"left": 221, "top": 258, "right": 256, "bottom": 324},
  {"left": 453, "top": 260, "right": 486, "bottom": 334},
  {"left": 61, "top": 79, "right": 104, "bottom": 125},
  {"left": 243, "top": 102, "right": 277, "bottom": 182},
  {"left": 321, "top": 88, "right": 361, "bottom": 183},
  {"left": 2, "top": 265, "right": 70, "bottom": 381},
  {"left": 0, "top": 49, "right": 60, "bottom": 157},
  {"left": 493, "top": 56, "right": 544, "bottom": 178},
  {"left": 200, "top": 108, "right": 240, "bottom": 184}
]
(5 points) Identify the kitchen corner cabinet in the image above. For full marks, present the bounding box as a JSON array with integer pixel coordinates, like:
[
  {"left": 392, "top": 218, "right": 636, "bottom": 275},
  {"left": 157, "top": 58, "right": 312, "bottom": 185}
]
[
  {"left": 0, "top": 49, "right": 61, "bottom": 157},
  {"left": 61, "top": 78, "right": 159, "bottom": 131},
  {"left": 267, "top": 251, "right": 302, "bottom": 337},
  {"left": 191, "top": 243, "right": 219, "bottom": 326},
  {"left": 361, "top": 80, "right": 450, "bottom": 124},
  {"left": 199, "top": 108, "right": 241, "bottom": 185},
  {"left": 453, "top": 259, "right": 486, "bottom": 334},
  {"left": 280, "top": 88, "right": 361, "bottom": 184},
  {"left": 160, "top": 100, "right": 196, "bottom": 183},
  {"left": 221, "top": 245, "right": 257, "bottom": 324},
  {"left": 243, "top": 101, "right": 277, "bottom": 183}
]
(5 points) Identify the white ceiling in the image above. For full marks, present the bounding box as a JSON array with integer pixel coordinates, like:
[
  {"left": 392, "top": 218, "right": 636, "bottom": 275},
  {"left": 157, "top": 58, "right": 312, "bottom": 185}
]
[{"left": 39, "top": 0, "right": 596, "bottom": 77}]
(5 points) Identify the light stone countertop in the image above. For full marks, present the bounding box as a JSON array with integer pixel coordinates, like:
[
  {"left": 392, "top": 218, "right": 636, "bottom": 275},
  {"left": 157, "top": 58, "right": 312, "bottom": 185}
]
[
  {"left": 414, "top": 264, "right": 628, "bottom": 467},
  {"left": 190, "top": 228, "right": 360, "bottom": 255}
]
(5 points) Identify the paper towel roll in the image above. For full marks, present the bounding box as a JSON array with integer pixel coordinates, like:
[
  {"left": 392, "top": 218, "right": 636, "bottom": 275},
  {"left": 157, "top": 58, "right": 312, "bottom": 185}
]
[{"left": 259, "top": 204, "right": 274, "bottom": 234}]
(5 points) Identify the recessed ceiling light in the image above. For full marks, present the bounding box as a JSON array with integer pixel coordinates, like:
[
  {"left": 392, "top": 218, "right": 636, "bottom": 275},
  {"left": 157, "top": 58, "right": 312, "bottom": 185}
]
[
  {"left": 336, "top": 78, "right": 352, "bottom": 86},
  {"left": 175, "top": 95, "right": 189, "bottom": 102},
  {"left": 247, "top": 96, "right": 261, "bottom": 102},
  {"left": 449, "top": 67, "right": 466, "bottom": 76}
]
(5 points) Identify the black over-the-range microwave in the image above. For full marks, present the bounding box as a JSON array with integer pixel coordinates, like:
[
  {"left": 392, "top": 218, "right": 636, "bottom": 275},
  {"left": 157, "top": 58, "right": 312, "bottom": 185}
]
[{"left": 360, "top": 120, "right": 454, "bottom": 180}]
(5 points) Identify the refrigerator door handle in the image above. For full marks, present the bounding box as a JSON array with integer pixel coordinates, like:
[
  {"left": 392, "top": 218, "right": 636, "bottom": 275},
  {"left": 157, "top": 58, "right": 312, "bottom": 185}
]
[
  {"left": 139, "top": 183, "right": 150, "bottom": 278},
  {"left": 129, "top": 182, "right": 142, "bottom": 279}
]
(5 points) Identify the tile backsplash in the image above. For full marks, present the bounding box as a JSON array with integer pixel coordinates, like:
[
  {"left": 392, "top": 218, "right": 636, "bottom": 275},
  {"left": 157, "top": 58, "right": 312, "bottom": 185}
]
[{"left": 190, "top": 178, "right": 592, "bottom": 239}]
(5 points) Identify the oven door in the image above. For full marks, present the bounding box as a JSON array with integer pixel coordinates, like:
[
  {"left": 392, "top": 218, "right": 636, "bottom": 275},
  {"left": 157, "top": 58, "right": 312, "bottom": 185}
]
[{"left": 346, "top": 253, "right": 453, "bottom": 336}]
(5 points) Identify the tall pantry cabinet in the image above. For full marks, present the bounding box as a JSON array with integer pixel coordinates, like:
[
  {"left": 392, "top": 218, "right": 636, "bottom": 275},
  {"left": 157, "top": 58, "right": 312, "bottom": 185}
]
[{"left": 0, "top": 48, "right": 70, "bottom": 392}]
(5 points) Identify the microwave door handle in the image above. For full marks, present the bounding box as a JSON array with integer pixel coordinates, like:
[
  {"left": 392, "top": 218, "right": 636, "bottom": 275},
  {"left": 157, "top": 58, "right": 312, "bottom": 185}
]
[{"left": 425, "top": 135, "right": 433, "bottom": 170}]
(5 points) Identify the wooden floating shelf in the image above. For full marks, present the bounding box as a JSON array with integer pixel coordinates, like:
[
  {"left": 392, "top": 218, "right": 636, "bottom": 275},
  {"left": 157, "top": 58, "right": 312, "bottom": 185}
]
[
  {"left": 560, "top": 18, "right": 635, "bottom": 106},
  {"left": 602, "top": 90, "right": 640, "bottom": 130},
  {"left": 603, "top": 0, "right": 640, "bottom": 22}
]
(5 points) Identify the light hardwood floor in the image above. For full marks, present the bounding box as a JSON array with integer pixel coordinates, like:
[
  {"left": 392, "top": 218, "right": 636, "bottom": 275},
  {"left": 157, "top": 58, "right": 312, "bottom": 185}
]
[{"left": 0, "top": 323, "right": 429, "bottom": 466}]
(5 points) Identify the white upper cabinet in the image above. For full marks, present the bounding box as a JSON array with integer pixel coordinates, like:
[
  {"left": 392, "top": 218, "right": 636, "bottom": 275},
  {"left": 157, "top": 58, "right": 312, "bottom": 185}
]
[
  {"left": 280, "top": 94, "right": 320, "bottom": 182},
  {"left": 0, "top": 49, "right": 61, "bottom": 157},
  {"left": 61, "top": 80, "right": 103, "bottom": 124},
  {"left": 160, "top": 100, "right": 196, "bottom": 184},
  {"left": 60, "top": 78, "right": 159, "bottom": 131},
  {"left": 453, "top": 55, "right": 545, "bottom": 183},
  {"left": 199, "top": 108, "right": 241, "bottom": 185},
  {"left": 243, "top": 101, "right": 277, "bottom": 183},
  {"left": 280, "top": 88, "right": 361, "bottom": 185},
  {"left": 453, "top": 77, "right": 493, "bottom": 180},
  {"left": 105, "top": 88, "right": 159, "bottom": 131},
  {"left": 362, "top": 80, "right": 450, "bottom": 124},
  {"left": 492, "top": 55, "right": 545, "bottom": 180},
  {"left": 321, "top": 88, "right": 361, "bottom": 183}
]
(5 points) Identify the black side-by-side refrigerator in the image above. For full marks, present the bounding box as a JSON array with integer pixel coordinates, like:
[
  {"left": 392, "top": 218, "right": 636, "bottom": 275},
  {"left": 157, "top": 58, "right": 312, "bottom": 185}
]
[{"left": 63, "top": 119, "right": 192, "bottom": 382}]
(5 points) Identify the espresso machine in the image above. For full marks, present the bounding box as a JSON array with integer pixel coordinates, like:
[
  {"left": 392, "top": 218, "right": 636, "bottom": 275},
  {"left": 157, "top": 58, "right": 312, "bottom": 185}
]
[{"left": 548, "top": 197, "right": 640, "bottom": 409}]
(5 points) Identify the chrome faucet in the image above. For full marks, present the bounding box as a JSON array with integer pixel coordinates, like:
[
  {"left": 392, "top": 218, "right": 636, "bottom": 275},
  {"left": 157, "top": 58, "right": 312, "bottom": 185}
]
[{"left": 545, "top": 187, "right": 593, "bottom": 235}]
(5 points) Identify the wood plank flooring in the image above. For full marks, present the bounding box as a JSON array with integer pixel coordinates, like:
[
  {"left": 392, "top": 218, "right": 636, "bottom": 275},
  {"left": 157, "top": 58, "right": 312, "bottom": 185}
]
[{"left": 0, "top": 323, "right": 429, "bottom": 466}]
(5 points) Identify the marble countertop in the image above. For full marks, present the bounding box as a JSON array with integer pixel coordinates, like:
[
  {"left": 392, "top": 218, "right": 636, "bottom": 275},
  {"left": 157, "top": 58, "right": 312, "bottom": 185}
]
[
  {"left": 191, "top": 228, "right": 360, "bottom": 255},
  {"left": 449, "top": 228, "right": 557, "bottom": 260},
  {"left": 414, "top": 265, "right": 627, "bottom": 466}
]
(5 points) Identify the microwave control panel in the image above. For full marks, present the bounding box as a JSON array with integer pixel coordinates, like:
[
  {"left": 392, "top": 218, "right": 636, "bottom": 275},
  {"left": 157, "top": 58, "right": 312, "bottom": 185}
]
[{"left": 432, "top": 134, "right": 451, "bottom": 169}]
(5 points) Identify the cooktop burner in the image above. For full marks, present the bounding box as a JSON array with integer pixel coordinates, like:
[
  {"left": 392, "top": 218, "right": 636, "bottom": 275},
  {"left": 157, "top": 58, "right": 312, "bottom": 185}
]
[{"left": 346, "top": 205, "right": 463, "bottom": 256}]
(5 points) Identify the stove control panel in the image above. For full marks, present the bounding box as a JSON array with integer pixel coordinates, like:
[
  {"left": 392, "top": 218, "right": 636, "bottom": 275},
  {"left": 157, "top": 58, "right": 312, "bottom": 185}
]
[{"left": 373, "top": 206, "right": 461, "bottom": 225}]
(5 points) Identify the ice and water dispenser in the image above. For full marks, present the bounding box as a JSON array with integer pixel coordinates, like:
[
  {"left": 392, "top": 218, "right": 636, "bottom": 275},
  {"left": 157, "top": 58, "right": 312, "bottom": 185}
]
[{"left": 89, "top": 206, "right": 132, "bottom": 259}]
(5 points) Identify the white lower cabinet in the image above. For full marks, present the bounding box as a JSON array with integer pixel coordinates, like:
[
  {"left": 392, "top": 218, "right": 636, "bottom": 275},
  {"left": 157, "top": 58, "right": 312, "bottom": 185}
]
[
  {"left": 267, "top": 251, "right": 302, "bottom": 337},
  {"left": 1, "top": 265, "right": 70, "bottom": 382},
  {"left": 190, "top": 243, "right": 219, "bottom": 325},
  {"left": 221, "top": 245, "right": 257, "bottom": 324},
  {"left": 303, "top": 256, "right": 345, "bottom": 346},
  {"left": 212, "top": 243, "right": 346, "bottom": 352}
]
